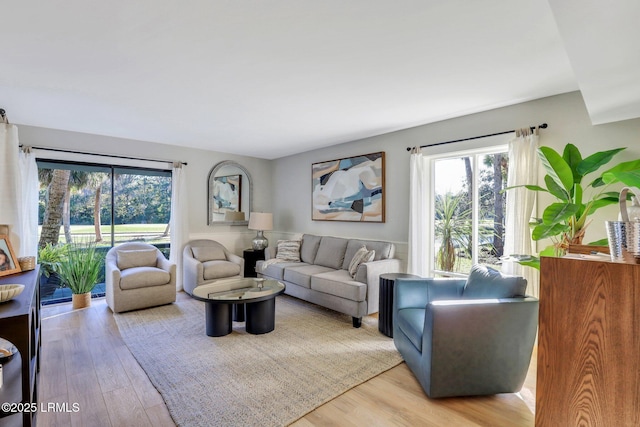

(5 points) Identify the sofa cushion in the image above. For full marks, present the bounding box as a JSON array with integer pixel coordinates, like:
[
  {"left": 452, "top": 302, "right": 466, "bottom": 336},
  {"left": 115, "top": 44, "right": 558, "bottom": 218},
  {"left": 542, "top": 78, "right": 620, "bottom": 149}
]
[
  {"left": 396, "top": 308, "right": 425, "bottom": 352},
  {"left": 284, "top": 265, "right": 335, "bottom": 288},
  {"left": 202, "top": 260, "right": 241, "bottom": 280},
  {"left": 342, "top": 239, "right": 395, "bottom": 269},
  {"left": 311, "top": 270, "right": 367, "bottom": 301},
  {"left": 120, "top": 266, "right": 170, "bottom": 290},
  {"left": 192, "top": 245, "right": 226, "bottom": 262},
  {"left": 462, "top": 264, "right": 527, "bottom": 299},
  {"left": 275, "top": 240, "right": 301, "bottom": 261},
  {"left": 300, "top": 234, "right": 322, "bottom": 264},
  {"left": 314, "top": 236, "right": 349, "bottom": 269},
  {"left": 117, "top": 249, "right": 157, "bottom": 270},
  {"left": 260, "top": 261, "right": 308, "bottom": 280},
  {"left": 347, "top": 246, "right": 375, "bottom": 278}
]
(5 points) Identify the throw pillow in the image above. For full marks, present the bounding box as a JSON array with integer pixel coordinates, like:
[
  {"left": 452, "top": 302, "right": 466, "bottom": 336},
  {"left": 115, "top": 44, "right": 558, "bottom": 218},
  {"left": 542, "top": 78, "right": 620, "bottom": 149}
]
[
  {"left": 462, "top": 264, "right": 527, "bottom": 299},
  {"left": 192, "top": 245, "right": 226, "bottom": 262},
  {"left": 348, "top": 245, "right": 375, "bottom": 278},
  {"left": 117, "top": 249, "right": 157, "bottom": 270},
  {"left": 276, "top": 240, "right": 301, "bottom": 262}
]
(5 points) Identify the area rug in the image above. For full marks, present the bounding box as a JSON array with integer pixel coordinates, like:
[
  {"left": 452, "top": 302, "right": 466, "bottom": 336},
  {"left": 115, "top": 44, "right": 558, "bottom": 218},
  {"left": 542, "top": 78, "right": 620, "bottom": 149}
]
[{"left": 114, "top": 295, "right": 403, "bottom": 426}]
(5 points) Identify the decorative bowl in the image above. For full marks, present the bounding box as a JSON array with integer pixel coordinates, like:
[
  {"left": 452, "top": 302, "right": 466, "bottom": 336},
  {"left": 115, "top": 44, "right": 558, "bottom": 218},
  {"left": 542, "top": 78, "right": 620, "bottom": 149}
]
[
  {"left": 0, "top": 284, "right": 25, "bottom": 303},
  {"left": 0, "top": 338, "right": 16, "bottom": 363}
]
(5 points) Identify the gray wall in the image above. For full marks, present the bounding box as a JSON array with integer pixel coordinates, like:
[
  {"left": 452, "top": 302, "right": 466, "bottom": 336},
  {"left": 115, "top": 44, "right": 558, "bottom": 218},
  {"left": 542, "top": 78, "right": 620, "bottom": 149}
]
[
  {"left": 18, "top": 90, "right": 640, "bottom": 259},
  {"left": 272, "top": 91, "right": 640, "bottom": 258}
]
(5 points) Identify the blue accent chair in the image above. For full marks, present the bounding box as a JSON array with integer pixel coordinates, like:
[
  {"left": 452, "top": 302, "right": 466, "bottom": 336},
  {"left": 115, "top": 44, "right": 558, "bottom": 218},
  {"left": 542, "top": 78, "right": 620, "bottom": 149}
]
[{"left": 393, "top": 265, "right": 538, "bottom": 398}]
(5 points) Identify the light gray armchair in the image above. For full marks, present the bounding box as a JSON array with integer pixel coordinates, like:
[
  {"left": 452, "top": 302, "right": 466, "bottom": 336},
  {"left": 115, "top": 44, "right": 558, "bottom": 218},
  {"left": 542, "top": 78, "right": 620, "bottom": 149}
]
[
  {"left": 182, "top": 239, "right": 244, "bottom": 295},
  {"left": 393, "top": 265, "right": 538, "bottom": 398},
  {"left": 105, "top": 242, "right": 176, "bottom": 313}
]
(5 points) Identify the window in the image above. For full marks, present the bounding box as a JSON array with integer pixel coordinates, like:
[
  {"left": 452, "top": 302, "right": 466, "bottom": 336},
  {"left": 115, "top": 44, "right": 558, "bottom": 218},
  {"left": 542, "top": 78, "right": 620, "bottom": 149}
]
[
  {"left": 37, "top": 160, "right": 172, "bottom": 304},
  {"left": 428, "top": 144, "right": 508, "bottom": 277}
]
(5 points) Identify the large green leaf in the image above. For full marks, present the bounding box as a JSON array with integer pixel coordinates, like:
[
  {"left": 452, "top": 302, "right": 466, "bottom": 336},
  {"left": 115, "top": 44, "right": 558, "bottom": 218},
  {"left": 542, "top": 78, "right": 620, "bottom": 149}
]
[
  {"left": 538, "top": 146, "right": 574, "bottom": 193},
  {"left": 590, "top": 176, "right": 606, "bottom": 188},
  {"left": 532, "top": 223, "right": 570, "bottom": 240},
  {"left": 518, "top": 257, "right": 540, "bottom": 270},
  {"left": 541, "top": 202, "right": 580, "bottom": 225},
  {"left": 563, "top": 144, "right": 583, "bottom": 184},
  {"left": 577, "top": 147, "right": 625, "bottom": 177},
  {"left": 588, "top": 195, "right": 619, "bottom": 214},
  {"left": 539, "top": 245, "right": 558, "bottom": 257},
  {"left": 544, "top": 175, "right": 570, "bottom": 201},
  {"left": 589, "top": 238, "right": 609, "bottom": 246},
  {"left": 503, "top": 184, "right": 547, "bottom": 193},
  {"left": 602, "top": 159, "right": 640, "bottom": 185}
]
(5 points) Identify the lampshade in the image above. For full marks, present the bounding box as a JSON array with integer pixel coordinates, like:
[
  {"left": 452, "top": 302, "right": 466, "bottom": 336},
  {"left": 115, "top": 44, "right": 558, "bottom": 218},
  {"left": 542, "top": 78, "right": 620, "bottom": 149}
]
[{"left": 248, "top": 212, "right": 273, "bottom": 231}]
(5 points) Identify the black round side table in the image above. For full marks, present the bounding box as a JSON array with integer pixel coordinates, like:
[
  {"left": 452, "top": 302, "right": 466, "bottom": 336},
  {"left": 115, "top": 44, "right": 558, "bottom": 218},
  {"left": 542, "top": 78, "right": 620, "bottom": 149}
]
[
  {"left": 243, "top": 249, "right": 265, "bottom": 278},
  {"left": 379, "top": 273, "right": 419, "bottom": 338}
]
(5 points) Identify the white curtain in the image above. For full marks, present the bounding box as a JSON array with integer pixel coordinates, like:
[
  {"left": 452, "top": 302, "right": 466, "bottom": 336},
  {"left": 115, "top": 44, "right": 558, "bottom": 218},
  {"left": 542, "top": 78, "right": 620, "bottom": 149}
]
[
  {"left": 0, "top": 121, "right": 22, "bottom": 254},
  {"left": 170, "top": 162, "right": 188, "bottom": 291},
  {"left": 407, "top": 147, "right": 429, "bottom": 277},
  {"left": 502, "top": 128, "right": 540, "bottom": 297},
  {"left": 17, "top": 147, "right": 39, "bottom": 257}
]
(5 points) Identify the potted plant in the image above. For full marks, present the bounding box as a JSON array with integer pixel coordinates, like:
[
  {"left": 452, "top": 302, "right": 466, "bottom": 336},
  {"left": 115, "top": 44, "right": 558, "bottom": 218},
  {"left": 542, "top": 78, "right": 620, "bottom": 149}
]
[
  {"left": 508, "top": 143, "right": 640, "bottom": 269},
  {"left": 37, "top": 243, "right": 67, "bottom": 298},
  {"left": 57, "top": 241, "right": 103, "bottom": 309}
]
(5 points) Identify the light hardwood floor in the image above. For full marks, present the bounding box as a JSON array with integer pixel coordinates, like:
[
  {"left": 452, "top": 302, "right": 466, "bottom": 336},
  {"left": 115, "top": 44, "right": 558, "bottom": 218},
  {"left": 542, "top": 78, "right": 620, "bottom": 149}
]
[{"left": 39, "top": 294, "right": 536, "bottom": 427}]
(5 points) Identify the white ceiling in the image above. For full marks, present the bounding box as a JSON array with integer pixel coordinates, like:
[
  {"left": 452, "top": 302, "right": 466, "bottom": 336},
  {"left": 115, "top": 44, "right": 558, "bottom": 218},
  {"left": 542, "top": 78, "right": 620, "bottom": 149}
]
[{"left": 1, "top": 1, "right": 637, "bottom": 159}]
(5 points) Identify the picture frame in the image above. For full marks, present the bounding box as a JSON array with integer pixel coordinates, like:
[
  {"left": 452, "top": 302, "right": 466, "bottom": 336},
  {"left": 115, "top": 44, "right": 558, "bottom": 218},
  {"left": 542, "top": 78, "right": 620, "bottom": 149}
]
[
  {"left": 0, "top": 235, "right": 21, "bottom": 277},
  {"left": 312, "top": 151, "right": 385, "bottom": 222},
  {"left": 211, "top": 174, "right": 242, "bottom": 214}
]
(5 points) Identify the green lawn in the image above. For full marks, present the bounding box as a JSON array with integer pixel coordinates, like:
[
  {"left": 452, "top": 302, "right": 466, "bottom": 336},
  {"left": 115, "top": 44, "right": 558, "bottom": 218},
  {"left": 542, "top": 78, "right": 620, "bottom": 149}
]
[
  {"left": 63, "top": 224, "right": 168, "bottom": 234},
  {"left": 39, "top": 224, "right": 170, "bottom": 246}
]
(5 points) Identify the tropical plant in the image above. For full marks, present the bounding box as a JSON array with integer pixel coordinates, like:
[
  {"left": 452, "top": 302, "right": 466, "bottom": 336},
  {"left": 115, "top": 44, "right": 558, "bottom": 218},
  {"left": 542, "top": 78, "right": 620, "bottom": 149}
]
[
  {"left": 37, "top": 243, "right": 67, "bottom": 278},
  {"left": 507, "top": 143, "right": 640, "bottom": 269},
  {"left": 57, "top": 241, "right": 103, "bottom": 294},
  {"left": 434, "top": 192, "right": 472, "bottom": 272}
]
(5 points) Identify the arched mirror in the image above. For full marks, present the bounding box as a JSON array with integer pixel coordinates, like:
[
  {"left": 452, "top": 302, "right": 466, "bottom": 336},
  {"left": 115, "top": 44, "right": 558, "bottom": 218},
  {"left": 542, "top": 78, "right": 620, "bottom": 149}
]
[{"left": 207, "top": 161, "right": 252, "bottom": 225}]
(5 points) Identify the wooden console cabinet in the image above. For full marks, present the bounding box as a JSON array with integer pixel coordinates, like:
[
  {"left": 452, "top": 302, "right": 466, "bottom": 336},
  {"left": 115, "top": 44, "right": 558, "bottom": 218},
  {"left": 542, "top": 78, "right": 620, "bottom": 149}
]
[
  {"left": 536, "top": 257, "right": 640, "bottom": 426},
  {"left": 0, "top": 267, "right": 41, "bottom": 427}
]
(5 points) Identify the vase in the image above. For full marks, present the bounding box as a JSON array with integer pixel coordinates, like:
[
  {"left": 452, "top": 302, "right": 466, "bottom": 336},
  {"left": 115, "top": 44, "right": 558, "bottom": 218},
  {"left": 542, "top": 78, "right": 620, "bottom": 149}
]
[{"left": 72, "top": 292, "right": 91, "bottom": 309}]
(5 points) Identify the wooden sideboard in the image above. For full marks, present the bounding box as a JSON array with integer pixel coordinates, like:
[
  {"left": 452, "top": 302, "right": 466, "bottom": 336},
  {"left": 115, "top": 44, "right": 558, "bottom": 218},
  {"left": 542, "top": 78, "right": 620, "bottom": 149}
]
[
  {"left": 536, "top": 256, "right": 640, "bottom": 426},
  {"left": 0, "top": 267, "right": 41, "bottom": 427}
]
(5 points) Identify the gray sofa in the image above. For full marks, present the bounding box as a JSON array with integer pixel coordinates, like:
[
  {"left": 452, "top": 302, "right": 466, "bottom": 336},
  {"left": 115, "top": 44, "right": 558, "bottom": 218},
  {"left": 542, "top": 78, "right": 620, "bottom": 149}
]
[{"left": 256, "top": 234, "right": 401, "bottom": 327}]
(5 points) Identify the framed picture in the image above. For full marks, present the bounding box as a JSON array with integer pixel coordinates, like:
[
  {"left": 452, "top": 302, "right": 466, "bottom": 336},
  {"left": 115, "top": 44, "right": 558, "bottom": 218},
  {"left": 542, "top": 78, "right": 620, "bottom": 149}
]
[
  {"left": 312, "top": 152, "right": 385, "bottom": 222},
  {"left": 0, "top": 235, "right": 21, "bottom": 277},
  {"left": 211, "top": 174, "right": 242, "bottom": 214}
]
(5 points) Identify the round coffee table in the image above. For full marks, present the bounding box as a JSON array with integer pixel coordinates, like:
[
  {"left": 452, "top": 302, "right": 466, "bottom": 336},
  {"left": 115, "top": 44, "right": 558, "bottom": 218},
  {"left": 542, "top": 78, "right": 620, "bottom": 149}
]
[{"left": 191, "top": 278, "right": 285, "bottom": 337}]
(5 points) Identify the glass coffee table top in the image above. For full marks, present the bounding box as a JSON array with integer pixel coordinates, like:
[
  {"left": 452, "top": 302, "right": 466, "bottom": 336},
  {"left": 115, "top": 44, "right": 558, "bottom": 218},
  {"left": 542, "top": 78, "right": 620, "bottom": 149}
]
[{"left": 192, "top": 277, "right": 285, "bottom": 302}]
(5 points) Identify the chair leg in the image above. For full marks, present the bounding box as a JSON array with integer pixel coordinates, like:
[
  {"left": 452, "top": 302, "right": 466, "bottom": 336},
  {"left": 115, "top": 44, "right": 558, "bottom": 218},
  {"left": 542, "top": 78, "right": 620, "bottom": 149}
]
[{"left": 352, "top": 317, "right": 362, "bottom": 328}]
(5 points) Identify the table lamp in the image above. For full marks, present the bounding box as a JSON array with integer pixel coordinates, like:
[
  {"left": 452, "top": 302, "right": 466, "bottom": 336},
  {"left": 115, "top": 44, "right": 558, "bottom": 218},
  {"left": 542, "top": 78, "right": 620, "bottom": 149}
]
[{"left": 248, "top": 212, "right": 273, "bottom": 250}]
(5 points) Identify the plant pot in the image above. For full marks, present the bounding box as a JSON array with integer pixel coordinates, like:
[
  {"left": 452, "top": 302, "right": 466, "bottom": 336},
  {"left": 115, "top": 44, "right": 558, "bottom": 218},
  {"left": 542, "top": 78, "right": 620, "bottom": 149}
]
[{"left": 72, "top": 292, "right": 92, "bottom": 309}]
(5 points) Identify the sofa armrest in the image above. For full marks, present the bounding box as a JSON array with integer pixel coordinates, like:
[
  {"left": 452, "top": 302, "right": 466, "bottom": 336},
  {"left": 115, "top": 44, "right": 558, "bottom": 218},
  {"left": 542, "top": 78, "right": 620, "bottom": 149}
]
[
  {"left": 183, "top": 250, "right": 204, "bottom": 287},
  {"left": 157, "top": 255, "right": 176, "bottom": 276},
  {"left": 227, "top": 252, "right": 245, "bottom": 275},
  {"left": 356, "top": 258, "right": 401, "bottom": 313},
  {"left": 422, "top": 297, "right": 539, "bottom": 397},
  {"left": 394, "top": 278, "right": 466, "bottom": 310},
  {"left": 105, "top": 258, "right": 121, "bottom": 291}
]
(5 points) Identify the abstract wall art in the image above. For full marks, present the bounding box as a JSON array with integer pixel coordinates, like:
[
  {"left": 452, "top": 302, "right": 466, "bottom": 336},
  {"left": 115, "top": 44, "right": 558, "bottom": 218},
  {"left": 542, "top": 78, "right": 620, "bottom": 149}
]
[
  {"left": 312, "top": 152, "right": 385, "bottom": 222},
  {"left": 211, "top": 174, "right": 242, "bottom": 214}
]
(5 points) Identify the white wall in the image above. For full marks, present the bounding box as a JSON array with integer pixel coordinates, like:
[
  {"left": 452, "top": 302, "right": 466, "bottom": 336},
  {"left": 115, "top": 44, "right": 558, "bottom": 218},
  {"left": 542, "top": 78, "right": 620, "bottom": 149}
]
[
  {"left": 272, "top": 91, "right": 640, "bottom": 263},
  {"left": 17, "top": 125, "right": 273, "bottom": 254}
]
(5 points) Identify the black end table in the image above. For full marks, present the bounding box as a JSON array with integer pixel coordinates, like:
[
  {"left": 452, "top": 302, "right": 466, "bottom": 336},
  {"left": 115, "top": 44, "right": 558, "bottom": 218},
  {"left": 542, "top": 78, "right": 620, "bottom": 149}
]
[
  {"left": 379, "top": 273, "right": 419, "bottom": 338},
  {"left": 243, "top": 249, "right": 265, "bottom": 277}
]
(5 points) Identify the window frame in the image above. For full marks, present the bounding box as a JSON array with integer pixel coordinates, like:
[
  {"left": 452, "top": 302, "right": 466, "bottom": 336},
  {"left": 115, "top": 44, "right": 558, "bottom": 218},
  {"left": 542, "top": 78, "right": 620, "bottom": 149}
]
[{"left": 426, "top": 142, "right": 508, "bottom": 277}]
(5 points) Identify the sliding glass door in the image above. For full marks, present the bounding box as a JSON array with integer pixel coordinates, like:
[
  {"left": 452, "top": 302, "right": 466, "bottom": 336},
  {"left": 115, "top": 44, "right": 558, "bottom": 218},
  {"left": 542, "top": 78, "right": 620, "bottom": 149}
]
[{"left": 37, "top": 160, "right": 172, "bottom": 304}]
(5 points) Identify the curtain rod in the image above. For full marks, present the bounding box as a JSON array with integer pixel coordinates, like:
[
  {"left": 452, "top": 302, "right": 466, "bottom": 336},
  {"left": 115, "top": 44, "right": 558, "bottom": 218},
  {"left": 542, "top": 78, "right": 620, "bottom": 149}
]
[
  {"left": 406, "top": 123, "right": 548, "bottom": 151},
  {"left": 20, "top": 145, "right": 187, "bottom": 166}
]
